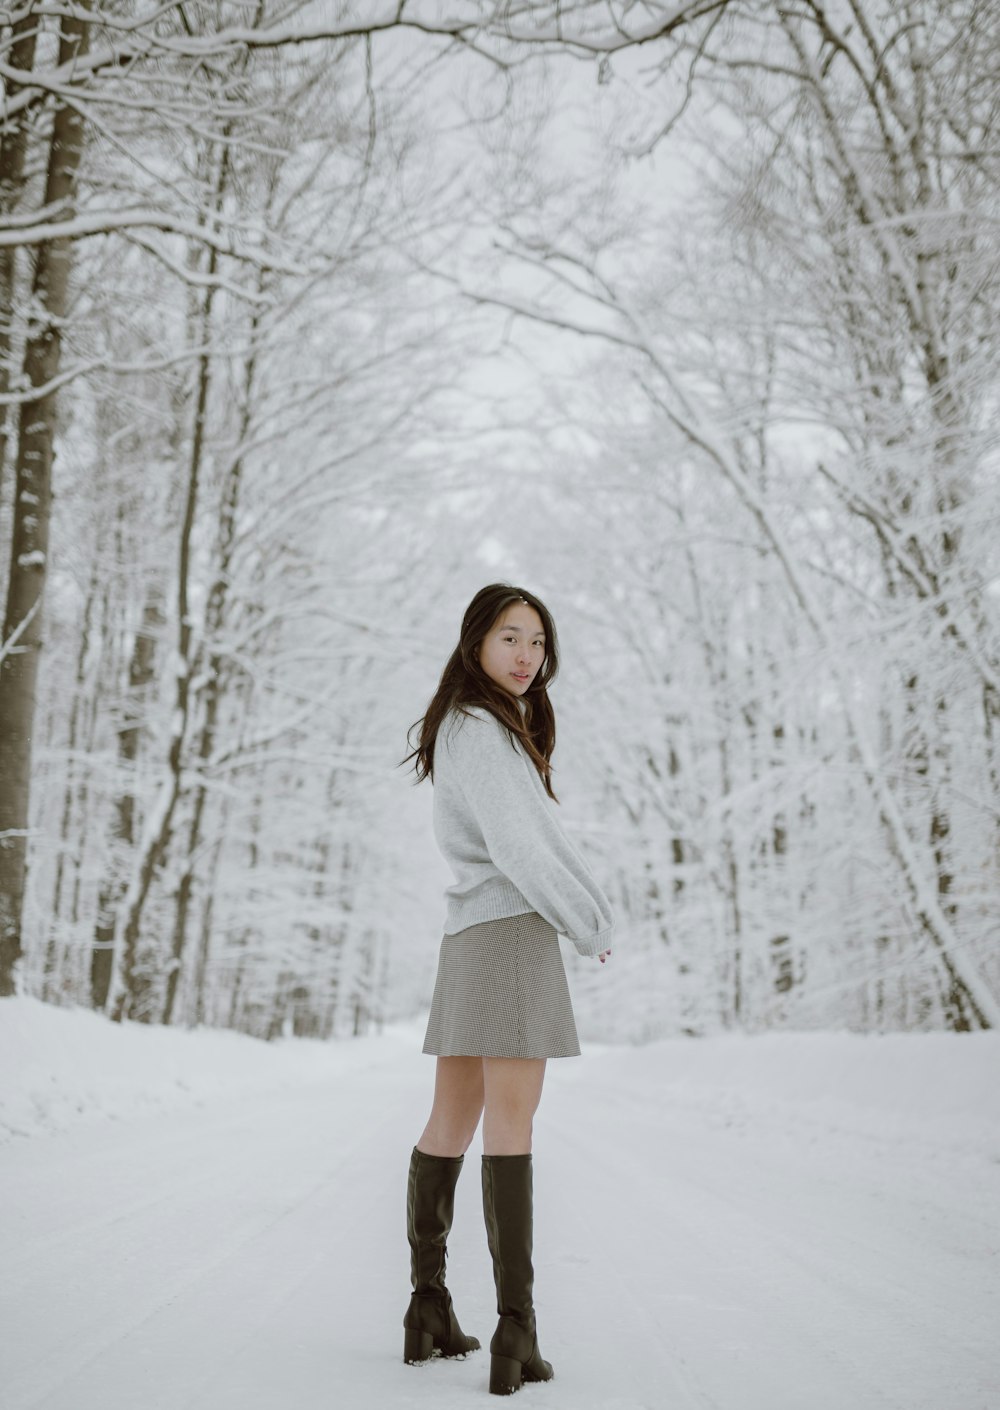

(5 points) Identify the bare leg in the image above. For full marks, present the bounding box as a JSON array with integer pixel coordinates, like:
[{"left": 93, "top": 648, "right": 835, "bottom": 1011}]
[
  {"left": 417, "top": 1056, "right": 485, "bottom": 1157},
  {"left": 482, "top": 1057, "right": 547, "bottom": 1155}
]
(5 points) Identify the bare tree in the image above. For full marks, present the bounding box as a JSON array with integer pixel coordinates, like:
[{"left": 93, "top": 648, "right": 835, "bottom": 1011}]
[
  {"left": 0, "top": 1, "right": 92, "bottom": 995},
  {"left": 448, "top": 0, "right": 1000, "bottom": 1029}
]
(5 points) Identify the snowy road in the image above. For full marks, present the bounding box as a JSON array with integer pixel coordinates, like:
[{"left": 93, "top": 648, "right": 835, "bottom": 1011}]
[{"left": 3, "top": 1021, "right": 999, "bottom": 1410}]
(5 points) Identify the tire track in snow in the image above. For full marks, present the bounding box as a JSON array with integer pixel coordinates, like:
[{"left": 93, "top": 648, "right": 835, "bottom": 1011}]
[
  {"left": 544, "top": 1109, "right": 912, "bottom": 1410},
  {"left": 5, "top": 1084, "right": 403, "bottom": 1410},
  {"left": 5, "top": 1054, "right": 500, "bottom": 1410},
  {"left": 545, "top": 1069, "right": 996, "bottom": 1410},
  {"left": 5, "top": 1039, "right": 998, "bottom": 1410},
  {"left": 565, "top": 1074, "right": 998, "bottom": 1366}
]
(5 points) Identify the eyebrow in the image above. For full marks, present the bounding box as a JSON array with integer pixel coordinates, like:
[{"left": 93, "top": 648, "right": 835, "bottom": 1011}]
[{"left": 498, "top": 622, "right": 545, "bottom": 637}]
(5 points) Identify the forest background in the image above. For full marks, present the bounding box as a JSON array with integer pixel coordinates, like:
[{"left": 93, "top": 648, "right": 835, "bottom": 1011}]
[{"left": 1, "top": 0, "right": 998, "bottom": 1044}]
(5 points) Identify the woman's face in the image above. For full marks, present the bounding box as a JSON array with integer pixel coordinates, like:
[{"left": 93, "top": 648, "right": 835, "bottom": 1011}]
[{"left": 477, "top": 601, "right": 546, "bottom": 697}]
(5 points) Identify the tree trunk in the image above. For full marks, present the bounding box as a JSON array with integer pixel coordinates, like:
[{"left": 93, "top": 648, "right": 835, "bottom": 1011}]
[
  {"left": 107, "top": 145, "right": 228, "bottom": 1021},
  {"left": 0, "top": 4, "right": 91, "bottom": 996},
  {"left": 163, "top": 306, "right": 260, "bottom": 1024},
  {"left": 0, "top": 11, "right": 39, "bottom": 494},
  {"left": 191, "top": 818, "right": 228, "bottom": 1028},
  {"left": 685, "top": 537, "right": 744, "bottom": 1025},
  {"left": 51, "top": 556, "right": 102, "bottom": 923},
  {"left": 43, "top": 553, "right": 102, "bottom": 997},
  {"left": 90, "top": 581, "right": 165, "bottom": 1008}
]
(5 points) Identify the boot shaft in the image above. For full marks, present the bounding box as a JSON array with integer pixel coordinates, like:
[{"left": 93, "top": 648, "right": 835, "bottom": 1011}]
[
  {"left": 403, "top": 1147, "right": 481, "bottom": 1362},
  {"left": 407, "top": 1146, "right": 464, "bottom": 1293},
  {"left": 481, "top": 1154, "right": 553, "bottom": 1390},
  {"left": 481, "top": 1154, "right": 535, "bottom": 1324}
]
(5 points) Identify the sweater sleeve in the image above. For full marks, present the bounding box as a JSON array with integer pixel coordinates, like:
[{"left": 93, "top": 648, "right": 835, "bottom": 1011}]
[{"left": 442, "top": 709, "right": 615, "bottom": 957}]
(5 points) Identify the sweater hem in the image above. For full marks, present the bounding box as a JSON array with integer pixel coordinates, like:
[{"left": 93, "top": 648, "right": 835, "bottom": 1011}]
[
  {"left": 443, "top": 882, "right": 536, "bottom": 935},
  {"left": 443, "top": 888, "right": 614, "bottom": 960}
]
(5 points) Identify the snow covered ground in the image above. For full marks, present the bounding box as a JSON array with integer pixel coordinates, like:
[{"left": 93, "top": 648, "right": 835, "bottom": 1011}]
[{"left": 3, "top": 997, "right": 999, "bottom": 1410}]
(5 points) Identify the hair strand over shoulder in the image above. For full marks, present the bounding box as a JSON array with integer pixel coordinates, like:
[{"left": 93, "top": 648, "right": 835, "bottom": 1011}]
[{"left": 401, "top": 583, "right": 560, "bottom": 800}]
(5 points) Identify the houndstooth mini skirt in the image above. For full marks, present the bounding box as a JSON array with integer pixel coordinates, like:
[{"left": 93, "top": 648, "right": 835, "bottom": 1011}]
[{"left": 422, "top": 911, "right": 581, "bottom": 1059}]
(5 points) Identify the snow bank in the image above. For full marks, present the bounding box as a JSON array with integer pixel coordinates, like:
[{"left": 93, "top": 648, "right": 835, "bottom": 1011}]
[
  {"left": 587, "top": 1028, "right": 1000, "bottom": 1148},
  {"left": 0, "top": 996, "right": 412, "bottom": 1144},
  {"left": 3, "top": 995, "right": 998, "bottom": 1159}
]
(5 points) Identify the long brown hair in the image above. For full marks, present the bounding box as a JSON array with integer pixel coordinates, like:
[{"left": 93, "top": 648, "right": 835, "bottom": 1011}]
[{"left": 403, "top": 583, "right": 560, "bottom": 800}]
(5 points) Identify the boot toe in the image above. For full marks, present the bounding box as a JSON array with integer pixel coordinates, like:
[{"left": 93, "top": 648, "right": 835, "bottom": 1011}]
[
  {"left": 442, "top": 1333, "right": 481, "bottom": 1358},
  {"left": 523, "top": 1353, "right": 553, "bottom": 1383}
]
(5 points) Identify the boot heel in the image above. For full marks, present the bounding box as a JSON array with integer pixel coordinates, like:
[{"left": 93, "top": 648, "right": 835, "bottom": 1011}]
[
  {"left": 490, "top": 1353, "right": 523, "bottom": 1395},
  {"left": 403, "top": 1327, "right": 434, "bottom": 1364}
]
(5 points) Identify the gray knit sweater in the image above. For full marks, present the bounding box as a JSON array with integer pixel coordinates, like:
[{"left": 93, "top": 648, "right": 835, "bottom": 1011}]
[{"left": 432, "top": 705, "right": 615, "bottom": 957}]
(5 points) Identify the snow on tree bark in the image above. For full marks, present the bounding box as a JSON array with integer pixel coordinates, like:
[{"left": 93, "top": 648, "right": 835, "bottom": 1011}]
[{"left": 0, "top": 2, "right": 91, "bottom": 996}]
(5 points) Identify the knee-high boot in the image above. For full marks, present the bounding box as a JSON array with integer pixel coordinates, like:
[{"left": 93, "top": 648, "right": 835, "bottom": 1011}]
[
  {"left": 481, "top": 1154, "right": 554, "bottom": 1396},
  {"left": 403, "top": 1147, "right": 481, "bottom": 1364}
]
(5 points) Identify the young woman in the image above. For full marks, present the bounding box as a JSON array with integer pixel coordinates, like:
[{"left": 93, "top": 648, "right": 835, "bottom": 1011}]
[{"left": 401, "top": 583, "right": 614, "bottom": 1396}]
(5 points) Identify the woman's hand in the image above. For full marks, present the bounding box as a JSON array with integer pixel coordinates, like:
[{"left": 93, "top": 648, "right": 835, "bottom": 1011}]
[{"left": 597, "top": 949, "right": 611, "bottom": 965}]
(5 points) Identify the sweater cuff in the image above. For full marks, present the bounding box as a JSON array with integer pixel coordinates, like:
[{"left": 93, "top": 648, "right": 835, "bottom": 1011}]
[{"left": 570, "top": 925, "right": 615, "bottom": 958}]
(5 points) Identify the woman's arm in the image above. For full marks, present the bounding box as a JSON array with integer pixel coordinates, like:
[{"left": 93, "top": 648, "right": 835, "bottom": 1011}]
[{"left": 442, "top": 709, "right": 615, "bottom": 957}]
